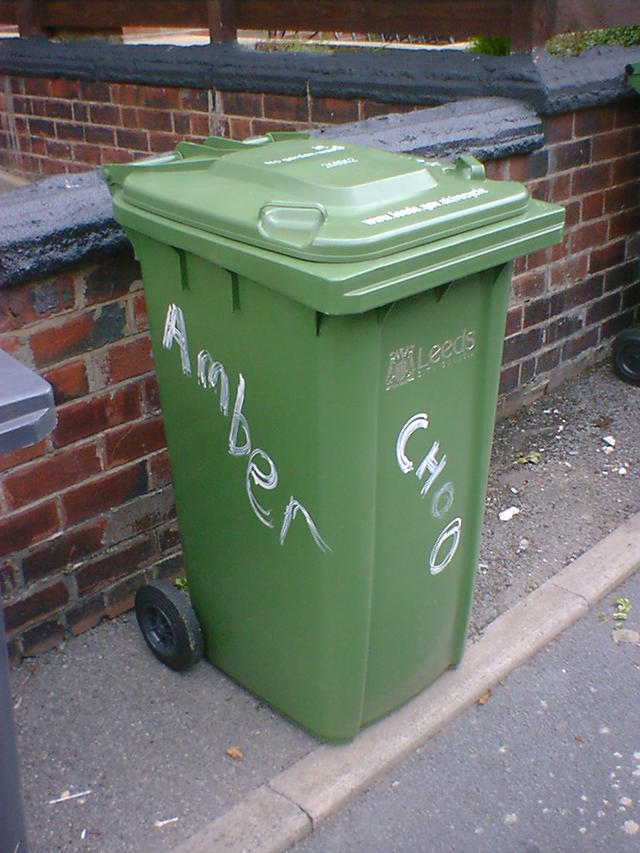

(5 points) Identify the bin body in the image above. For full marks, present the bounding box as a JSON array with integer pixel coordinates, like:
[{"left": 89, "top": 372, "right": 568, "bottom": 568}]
[{"left": 106, "top": 135, "right": 564, "bottom": 740}]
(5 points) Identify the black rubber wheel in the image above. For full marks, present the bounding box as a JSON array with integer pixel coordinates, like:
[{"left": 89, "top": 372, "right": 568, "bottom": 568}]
[
  {"left": 613, "top": 327, "right": 640, "bottom": 386},
  {"left": 134, "top": 581, "right": 204, "bottom": 672}
]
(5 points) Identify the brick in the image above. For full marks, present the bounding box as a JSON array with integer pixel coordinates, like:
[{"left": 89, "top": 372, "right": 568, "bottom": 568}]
[
  {"left": 44, "top": 99, "right": 73, "bottom": 120},
  {"left": 311, "top": 97, "right": 359, "bottom": 124},
  {"left": 569, "top": 220, "right": 608, "bottom": 255},
  {"left": 601, "top": 311, "right": 634, "bottom": 340},
  {"left": 101, "top": 335, "right": 154, "bottom": 384},
  {"left": 562, "top": 276, "right": 604, "bottom": 310},
  {"left": 4, "top": 443, "right": 101, "bottom": 510},
  {"left": 525, "top": 247, "right": 552, "bottom": 272},
  {"left": 76, "top": 536, "right": 155, "bottom": 596},
  {"left": 562, "top": 329, "right": 598, "bottom": 360},
  {"left": 604, "top": 183, "right": 639, "bottom": 215},
  {"left": 0, "top": 561, "right": 19, "bottom": 598},
  {"left": 23, "top": 78, "right": 50, "bottom": 97},
  {"left": 536, "top": 346, "right": 561, "bottom": 374},
  {"left": 549, "top": 253, "right": 589, "bottom": 290},
  {"left": 511, "top": 269, "right": 546, "bottom": 302},
  {"left": 545, "top": 314, "right": 583, "bottom": 344},
  {"left": 66, "top": 594, "right": 105, "bottom": 636},
  {"left": 519, "top": 358, "right": 535, "bottom": 384},
  {"left": 45, "top": 140, "right": 73, "bottom": 160},
  {"left": 622, "top": 281, "right": 640, "bottom": 311},
  {"left": 55, "top": 121, "right": 85, "bottom": 142},
  {"left": 72, "top": 143, "right": 102, "bottom": 165},
  {"left": 612, "top": 153, "right": 640, "bottom": 185},
  {"left": 0, "top": 437, "right": 48, "bottom": 473},
  {"left": 0, "top": 278, "right": 73, "bottom": 332},
  {"left": 524, "top": 298, "right": 550, "bottom": 328},
  {"left": 219, "top": 90, "right": 263, "bottom": 116},
  {"left": 138, "top": 85, "right": 182, "bottom": 110},
  {"left": 103, "top": 487, "right": 175, "bottom": 545},
  {"left": 609, "top": 207, "right": 640, "bottom": 240},
  {"left": 116, "top": 128, "right": 150, "bottom": 151},
  {"left": 62, "top": 461, "right": 149, "bottom": 525},
  {"left": 505, "top": 306, "right": 522, "bottom": 336},
  {"left": 110, "top": 83, "right": 140, "bottom": 106},
  {"left": 0, "top": 501, "right": 59, "bottom": 557},
  {"left": 104, "top": 416, "right": 166, "bottom": 468},
  {"left": 85, "top": 125, "right": 116, "bottom": 146},
  {"left": 605, "top": 260, "right": 639, "bottom": 292},
  {"left": 589, "top": 239, "right": 626, "bottom": 274},
  {"left": 264, "top": 93, "right": 309, "bottom": 123},
  {"left": 574, "top": 106, "right": 615, "bottom": 138},
  {"left": 52, "top": 384, "right": 141, "bottom": 448},
  {"left": 549, "top": 174, "right": 571, "bottom": 203},
  {"left": 571, "top": 163, "right": 612, "bottom": 196},
  {"left": 84, "top": 254, "right": 141, "bottom": 305},
  {"left": 89, "top": 102, "right": 120, "bottom": 126},
  {"left": 103, "top": 571, "right": 146, "bottom": 618},
  {"left": 592, "top": 129, "right": 630, "bottom": 163},
  {"left": 20, "top": 618, "right": 65, "bottom": 656},
  {"left": 152, "top": 552, "right": 185, "bottom": 583},
  {"left": 49, "top": 78, "right": 80, "bottom": 99},
  {"left": 148, "top": 131, "right": 184, "bottom": 153},
  {"left": 141, "top": 376, "right": 161, "bottom": 413},
  {"left": 72, "top": 102, "right": 89, "bottom": 123},
  {"left": 502, "top": 328, "right": 544, "bottom": 364},
  {"left": 79, "top": 81, "right": 110, "bottom": 102},
  {"left": 158, "top": 520, "right": 182, "bottom": 553},
  {"left": 581, "top": 192, "right": 603, "bottom": 222},
  {"left": 499, "top": 364, "right": 519, "bottom": 394},
  {"left": 616, "top": 100, "right": 640, "bottom": 130},
  {"left": 133, "top": 292, "right": 148, "bottom": 331},
  {"left": 3, "top": 581, "right": 68, "bottom": 634},
  {"left": 541, "top": 113, "right": 573, "bottom": 144},
  {"left": 29, "top": 117, "right": 55, "bottom": 137},
  {"left": 22, "top": 520, "right": 107, "bottom": 584},
  {"left": 136, "top": 108, "right": 173, "bottom": 133},
  {"left": 190, "top": 113, "right": 212, "bottom": 137},
  {"left": 30, "top": 304, "right": 126, "bottom": 367},
  {"left": 585, "top": 292, "right": 621, "bottom": 325},
  {"left": 148, "top": 450, "right": 173, "bottom": 488},
  {"left": 549, "top": 139, "right": 591, "bottom": 173},
  {"left": 484, "top": 160, "right": 510, "bottom": 181}
]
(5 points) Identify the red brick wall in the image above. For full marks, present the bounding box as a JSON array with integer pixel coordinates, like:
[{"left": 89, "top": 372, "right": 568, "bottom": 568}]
[
  {"left": 0, "top": 75, "right": 414, "bottom": 176},
  {"left": 485, "top": 104, "right": 640, "bottom": 414},
  {"left": 1, "top": 75, "right": 639, "bottom": 657},
  {"left": 0, "top": 253, "right": 183, "bottom": 660}
]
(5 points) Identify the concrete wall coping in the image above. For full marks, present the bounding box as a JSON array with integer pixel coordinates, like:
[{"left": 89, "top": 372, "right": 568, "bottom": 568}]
[
  {"left": 2, "top": 38, "right": 640, "bottom": 114},
  {"left": 0, "top": 97, "right": 542, "bottom": 289}
]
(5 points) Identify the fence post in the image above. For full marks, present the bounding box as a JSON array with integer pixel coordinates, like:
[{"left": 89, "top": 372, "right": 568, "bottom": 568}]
[
  {"left": 16, "top": 0, "right": 46, "bottom": 37},
  {"left": 510, "top": 0, "right": 554, "bottom": 52},
  {"left": 208, "top": 0, "right": 238, "bottom": 43}
]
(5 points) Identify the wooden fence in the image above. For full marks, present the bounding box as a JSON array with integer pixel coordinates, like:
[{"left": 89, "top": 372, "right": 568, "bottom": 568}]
[{"left": 0, "top": 0, "right": 639, "bottom": 52}]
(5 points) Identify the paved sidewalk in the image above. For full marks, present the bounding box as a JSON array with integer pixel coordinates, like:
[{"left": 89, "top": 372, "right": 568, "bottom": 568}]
[
  {"left": 8, "top": 361, "right": 640, "bottom": 852},
  {"left": 293, "top": 567, "right": 640, "bottom": 852}
]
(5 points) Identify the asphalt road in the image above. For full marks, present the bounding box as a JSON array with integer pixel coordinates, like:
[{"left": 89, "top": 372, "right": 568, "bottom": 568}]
[{"left": 293, "top": 568, "right": 640, "bottom": 852}]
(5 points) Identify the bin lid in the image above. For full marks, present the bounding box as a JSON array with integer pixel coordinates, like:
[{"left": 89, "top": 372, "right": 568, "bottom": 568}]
[
  {"left": 114, "top": 134, "right": 530, "bottom": 263},
  {"left": 0, "top": 350, "right": 57, "bottom": 453}
]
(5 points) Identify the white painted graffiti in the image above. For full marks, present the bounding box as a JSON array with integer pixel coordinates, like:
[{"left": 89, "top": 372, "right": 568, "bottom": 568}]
[
  {"left": 396, "top": 411, "right": 461, "bottom": 576},
  {"left": 162, "top": 304, "right": 331, "bottom": 552}
]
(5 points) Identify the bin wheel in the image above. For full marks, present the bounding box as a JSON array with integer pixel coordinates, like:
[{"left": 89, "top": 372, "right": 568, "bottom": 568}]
[
  {"left": 613, "top": 327, "right": 640, "bottom": 386},
  {"left": 134, "top": 581, "right": 203, "bottom": 672}
]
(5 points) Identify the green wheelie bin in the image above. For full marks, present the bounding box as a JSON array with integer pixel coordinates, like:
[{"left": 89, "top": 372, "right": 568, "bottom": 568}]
[{"left": 104, "top": 133, "right": 564, "bottom": 741}]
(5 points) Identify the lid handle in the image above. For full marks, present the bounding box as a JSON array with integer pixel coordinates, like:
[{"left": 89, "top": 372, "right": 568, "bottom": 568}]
[
  {"left": 455, "top": 154, "right": 485, "bottom": 180},
  {"left": 258, "top": 202, "right": 327, "bottom": 250}
]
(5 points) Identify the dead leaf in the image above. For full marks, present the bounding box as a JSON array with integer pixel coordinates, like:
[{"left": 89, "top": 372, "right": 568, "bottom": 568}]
[
  {"left": 574, "top": 734, "right": 585, "bottom": 743},
  {"left": 594, "top": 415, "right": 613, "bottom": 429},
  {"left": 226, "top": 746, "right": 244, "bottom": 761},
  {"left": 477, "top": 690, "right": 492, "bottom": 706},
  {"left": 613, "top": 629, "right": 640, "bottom": 646}
]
